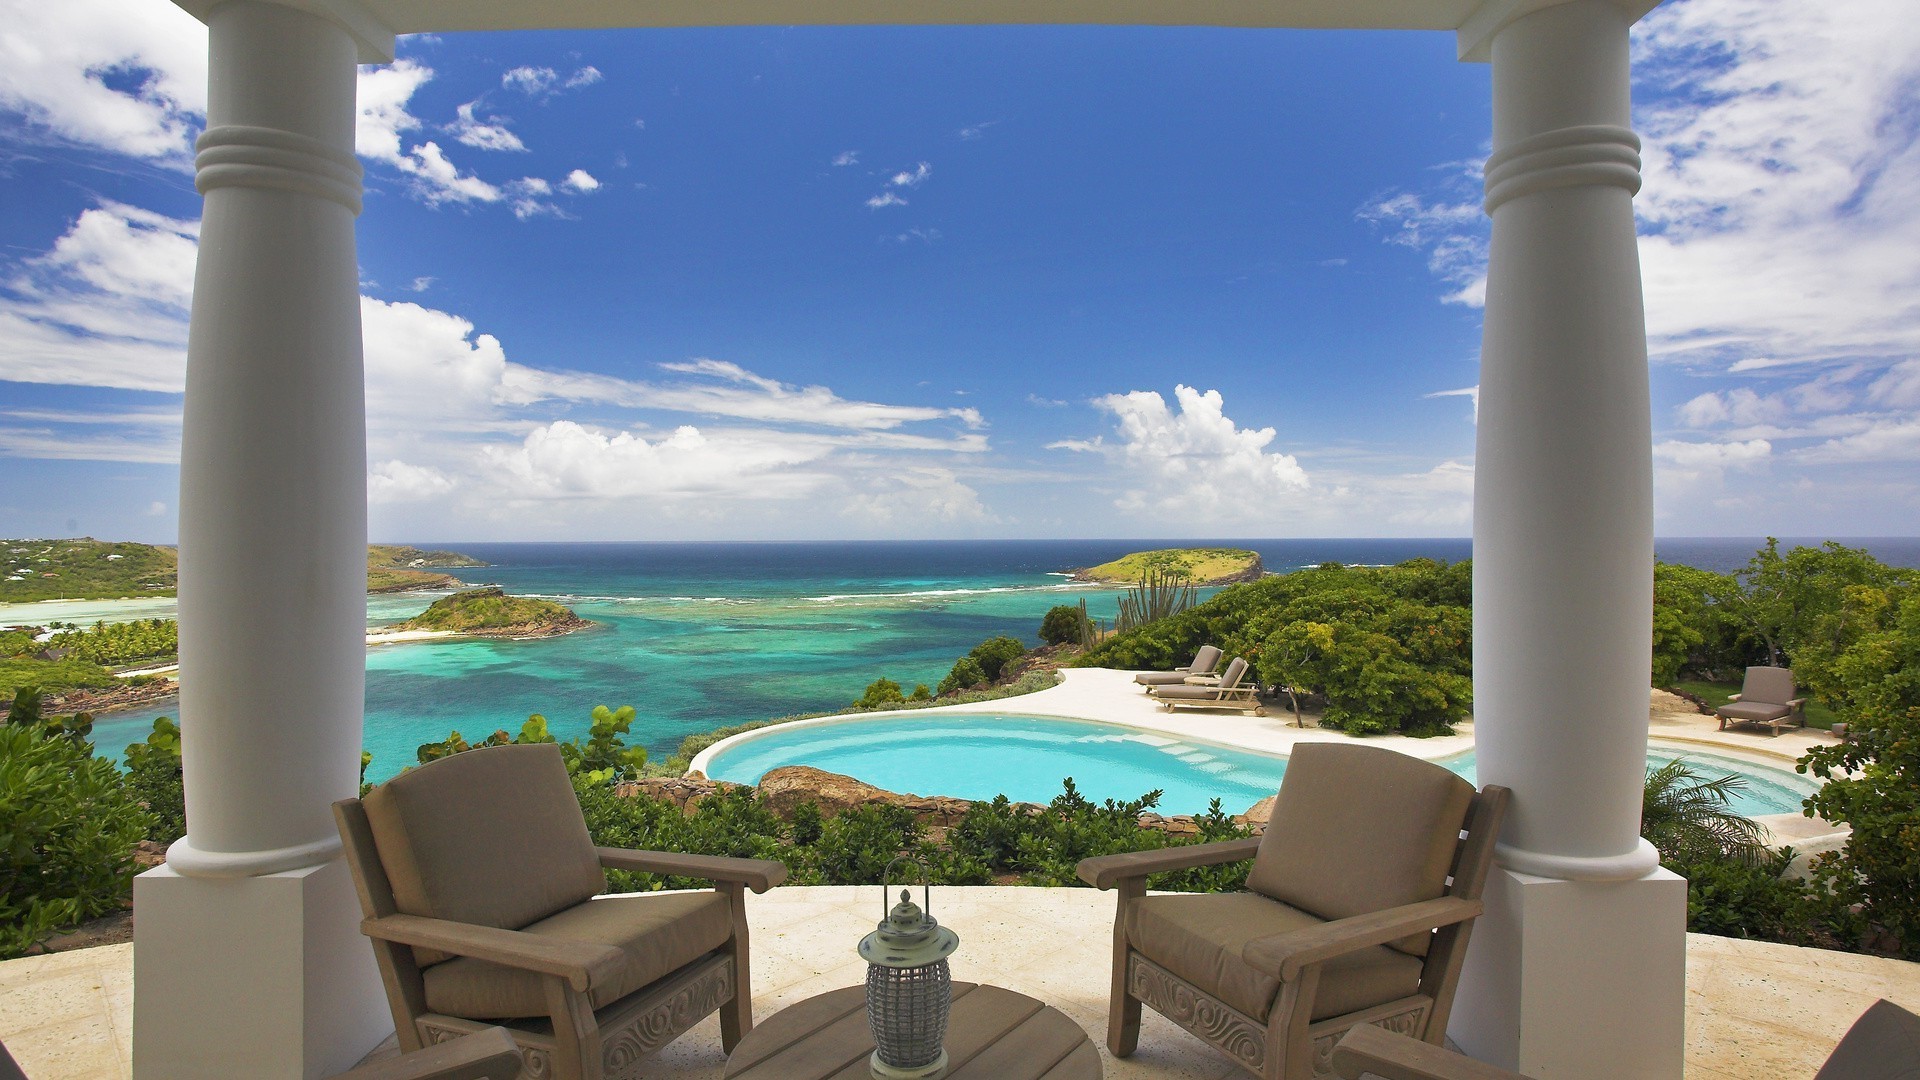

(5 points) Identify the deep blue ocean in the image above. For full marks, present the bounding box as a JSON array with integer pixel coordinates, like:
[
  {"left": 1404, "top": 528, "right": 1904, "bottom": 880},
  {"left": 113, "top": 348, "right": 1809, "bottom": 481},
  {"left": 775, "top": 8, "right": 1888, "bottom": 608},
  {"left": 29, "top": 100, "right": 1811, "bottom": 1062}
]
[{"left": 44, "top": 536, "right": 1920, "bottom": 782}]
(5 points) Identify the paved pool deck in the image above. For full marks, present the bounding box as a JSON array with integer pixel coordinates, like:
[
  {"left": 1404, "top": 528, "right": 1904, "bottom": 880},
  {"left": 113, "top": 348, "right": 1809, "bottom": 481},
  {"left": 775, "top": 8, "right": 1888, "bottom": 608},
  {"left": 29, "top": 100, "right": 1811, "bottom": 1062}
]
[{"left": 7, "top": 886, "right": 1917, "bottom": 1080}]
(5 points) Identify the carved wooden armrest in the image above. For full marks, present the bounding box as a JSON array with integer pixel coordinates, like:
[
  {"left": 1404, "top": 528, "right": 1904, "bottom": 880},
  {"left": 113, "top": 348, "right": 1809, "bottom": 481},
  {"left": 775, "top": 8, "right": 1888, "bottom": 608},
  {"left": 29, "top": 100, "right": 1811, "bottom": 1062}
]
[
  {"left": 361, "top": 914, "right": 624, "bottom": 993},
  {"left": 596, "top": 848, "right": 789, "bottom": 893},
  {"left": 1331, "top": 1024, "right": 1532, "bottom": 1080},
  {"left": 329, "top": 1025, "right": 523, "bottom": 1080},
  {"left": 1241, "top": 897, "right": 1483, "bottom": 981},
  {"left": 1075, "top": 837, "right": 1263, "bottom": 890}
]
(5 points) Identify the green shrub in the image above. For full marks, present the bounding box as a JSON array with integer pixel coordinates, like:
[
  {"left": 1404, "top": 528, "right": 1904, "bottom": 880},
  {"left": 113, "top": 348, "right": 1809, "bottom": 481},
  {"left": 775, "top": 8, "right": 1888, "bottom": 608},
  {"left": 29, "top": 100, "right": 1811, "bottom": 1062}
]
[
  {"left": 908, "top": 684, "right": 932, "bottom": 702},
  {"left": 1039, "top": 605, "right": 1084, "bottom": 646},
  {"left": 1670, "top": 850, "right": 1856, "bottom": 946},
  {"left": 0, "top": 724, "right": 152, "bottom": 957},
  {"left": 854, "top": 678, "right": 906, "bottom": 710},
  {"left": 968, "top": 637, "right": 1027, "bottom": 682},
  {"left": 412, "top": 707, "right": 644, "bottom": 784},
  {"left": 937, "top": 657, "right": 987, "bottom": 696},
  {"left": 123, "top": 716, "right": 185, "bottom": 843},
  {"left": 1802, "top": 705, "right": 1920, "bottom": 958}
]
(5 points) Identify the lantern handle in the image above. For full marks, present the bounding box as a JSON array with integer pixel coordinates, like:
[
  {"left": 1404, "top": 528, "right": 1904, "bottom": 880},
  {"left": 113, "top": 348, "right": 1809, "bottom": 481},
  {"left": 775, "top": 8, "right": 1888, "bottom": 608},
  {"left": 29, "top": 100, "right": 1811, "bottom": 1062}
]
[{"left": 881, "top": 856, "right": 932, "bottom": 919}]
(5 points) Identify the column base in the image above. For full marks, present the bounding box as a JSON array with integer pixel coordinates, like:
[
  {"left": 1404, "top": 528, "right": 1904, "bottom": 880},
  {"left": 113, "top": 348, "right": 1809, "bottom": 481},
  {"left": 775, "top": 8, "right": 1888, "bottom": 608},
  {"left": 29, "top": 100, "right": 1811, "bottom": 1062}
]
[
  {"left": 1450, "top": 865, "right": 1686, "bottom": 1079},
  {"left": 133, "top": 858, "right": 389, "bottom": 1079}
]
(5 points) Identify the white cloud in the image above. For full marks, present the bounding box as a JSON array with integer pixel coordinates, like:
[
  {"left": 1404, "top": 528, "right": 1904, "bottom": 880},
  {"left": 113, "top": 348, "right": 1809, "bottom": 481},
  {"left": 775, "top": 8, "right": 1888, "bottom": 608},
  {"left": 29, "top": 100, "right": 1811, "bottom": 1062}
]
[
  {"left": 448, "top": 101, "right": 526, "bottom": 152},
  {"left": 0, "top": 201, "right": 196, "bottom": 392},
  {"left": 1425, "top": 385, "right": 1479, "bottom": 423},
  {"left": 866, "top": 192, "right": 908, "bottom": 209},
  {"left": 369, "top": 460, "right": 457, "bottom": 503},
  {"left": 893, "top": 227, "right": 941, "bottom": 244},
  {"left": 842, "top": 468, "right": 992, "bottom": 524},
  {"left": 146, "top": 501, "right": 166, "bottom": 516},
  {"left": 889, "top": 162, "right": 932, "bottom": 188},
  {"left": 1794, "top": 419, "right": 1920, "bottom": 465},
  {"left": 408, "top": 276, "right": 435, "bottom": 293},
  {"left": 957, "top": 121, "right": 998, "bottom": 141},
  {"left": 501, "top": 66, "right": 558, "bottom": 95},
  {"left": 1355, "top": 172, "right": 1487, "bottom": 306},
  {"left": 355, "top": 60, "right": 434, "bottom": 163},
  {"left": 0, "top": 0, "right": 206, "bottom": 160},
  {"left": 832, "top": 150, "right": 859, "bottom": 166},
  {"left": 1054, "top": 385, "right": 1309, "bottom": 519},
  {"left": 563, "top": 169, "right": 601, "bottom": 193},
  {"left": 564, "top": 66, "right": 603, "bottom": 90},
  {"left": 479, "top": 421, "right": 834, "bottom": 502},
  {"left": 1869, "top": 360, "right": 1920, "bottom": 408}
]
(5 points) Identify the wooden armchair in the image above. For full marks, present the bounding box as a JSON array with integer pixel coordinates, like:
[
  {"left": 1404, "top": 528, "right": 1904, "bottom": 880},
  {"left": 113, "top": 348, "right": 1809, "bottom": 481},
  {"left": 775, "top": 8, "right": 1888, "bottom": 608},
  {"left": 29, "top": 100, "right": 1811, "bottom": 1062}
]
[
  {"left": 335, "top": 743, "right": 787, "bottom": 1080},
  {"left": 1330, "top": 998, "right": 1920, "bottom": 1080},
  {"left": 330, "top": 1027, "right": 523, "bottom": 1080},
  {"left": 1077, "top": 743, "right": 1509, "bottom": 1080}
]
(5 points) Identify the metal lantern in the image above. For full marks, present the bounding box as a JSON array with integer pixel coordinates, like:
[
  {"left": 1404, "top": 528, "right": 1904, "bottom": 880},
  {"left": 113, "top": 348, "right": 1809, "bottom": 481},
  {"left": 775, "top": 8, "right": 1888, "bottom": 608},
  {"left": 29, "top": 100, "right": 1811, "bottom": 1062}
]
[{"left": 858, "top": 860, "right": 960, "bottom": 1080}]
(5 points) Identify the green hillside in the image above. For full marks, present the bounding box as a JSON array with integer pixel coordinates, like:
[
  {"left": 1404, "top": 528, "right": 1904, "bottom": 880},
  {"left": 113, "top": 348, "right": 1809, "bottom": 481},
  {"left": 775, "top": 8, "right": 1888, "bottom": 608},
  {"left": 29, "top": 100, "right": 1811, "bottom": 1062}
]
[
  {"left": 1073, "top": 547, "right": 1264, "bottom": 586},
  {"left": 0, "top": 539, "right": 177, "bottom": 602}
]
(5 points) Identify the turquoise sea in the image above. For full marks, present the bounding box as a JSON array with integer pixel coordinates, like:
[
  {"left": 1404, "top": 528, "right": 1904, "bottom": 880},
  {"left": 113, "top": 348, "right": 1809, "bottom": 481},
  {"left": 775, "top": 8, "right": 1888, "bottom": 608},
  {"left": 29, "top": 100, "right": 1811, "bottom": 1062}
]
[{"left": 12, "top": 536, "right": 1919, "bottom": 783}]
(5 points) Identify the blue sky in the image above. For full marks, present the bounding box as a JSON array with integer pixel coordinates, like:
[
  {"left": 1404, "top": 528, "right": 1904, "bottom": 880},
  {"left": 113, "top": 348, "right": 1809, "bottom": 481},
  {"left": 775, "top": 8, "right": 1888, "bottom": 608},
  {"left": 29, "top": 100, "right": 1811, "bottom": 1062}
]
[{"left": 1, "top": 0, "right": 1916, "bottom": 542}]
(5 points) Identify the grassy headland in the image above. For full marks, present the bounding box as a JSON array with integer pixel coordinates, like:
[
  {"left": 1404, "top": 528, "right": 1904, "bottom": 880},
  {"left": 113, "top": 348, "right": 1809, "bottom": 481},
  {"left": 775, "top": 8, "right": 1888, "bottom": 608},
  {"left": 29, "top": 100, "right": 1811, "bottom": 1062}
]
[
  {"left": 367, "top": 544, "right": 488, "bottom": 593},
  {"left": 397, "top": 586, "right": 590, "bottom": 638},
  {"left": 0, "top": 539, "right": 177, "bottom": 602},
  {"left": 1070, "top": 547, "right": 1264, "bottom": 586}
]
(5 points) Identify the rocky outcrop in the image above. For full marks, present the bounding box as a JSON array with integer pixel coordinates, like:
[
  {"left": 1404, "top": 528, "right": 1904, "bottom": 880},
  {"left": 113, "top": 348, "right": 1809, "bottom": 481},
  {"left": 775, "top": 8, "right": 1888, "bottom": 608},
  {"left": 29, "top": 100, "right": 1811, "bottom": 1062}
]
[
  {"left": 613, "top": 774, "right": 747, "bottom": 811},
  {"left": 46, "top": 678, "right": 178, "bottom": 715}
]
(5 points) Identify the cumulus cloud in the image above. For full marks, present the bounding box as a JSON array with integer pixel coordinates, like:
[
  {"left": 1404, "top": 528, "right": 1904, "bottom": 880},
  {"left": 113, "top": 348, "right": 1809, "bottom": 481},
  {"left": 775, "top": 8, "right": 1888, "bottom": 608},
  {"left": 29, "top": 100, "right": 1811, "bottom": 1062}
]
[
  {"left": 563, "top": 169, "right": 601, "bottom": 192},
  {"left": 448, "top": 101, "right": 526, "bottom": 152},
  {"left": 1051, "top": 385, "right": 1309, "bottom": 519},
  {"left": 0, "top": 201, "right": 196, "bottom": 392},
  {"left": 866, "top": 191, "right": 908, "bottom": 209},
  {"left": 369, "top": 459, "right": 457, "bottom": 503},
  {"left": 889, "top": 162, "right": 932, "bottom": 188},
  {"left": 0, "top": 0, "right": 206, "bottom": 160}
]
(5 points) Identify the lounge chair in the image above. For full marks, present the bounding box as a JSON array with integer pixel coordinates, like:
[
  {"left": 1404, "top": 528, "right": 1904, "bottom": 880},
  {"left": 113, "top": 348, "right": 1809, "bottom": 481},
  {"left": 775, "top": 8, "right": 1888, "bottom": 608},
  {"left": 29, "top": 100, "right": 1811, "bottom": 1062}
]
[
  {"left": 1149, "top": 656, "right": 1262, "bottom": 714},
  {"left": 1078, "top": 743, "right": 1510, "bottom": 1080},
  {"left": 334, "top": 743, "right": 787, "bottom": 1080},
  {"left": 1330, "top": 996, "right": 1920, "bottom": 1080},
  {"left": 1133, "top": 644, "right": 1224, "bottom": 689},
  {"left": 1715, "top": 666, "right": 1806, "bottom": 736}
]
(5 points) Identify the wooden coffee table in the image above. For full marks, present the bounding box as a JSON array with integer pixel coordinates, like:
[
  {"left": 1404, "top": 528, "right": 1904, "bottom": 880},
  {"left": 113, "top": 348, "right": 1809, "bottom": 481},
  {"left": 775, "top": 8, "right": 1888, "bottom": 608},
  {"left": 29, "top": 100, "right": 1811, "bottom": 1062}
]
[{"left": 723, "top": 982, "right": 1101, "bottom": 1079}]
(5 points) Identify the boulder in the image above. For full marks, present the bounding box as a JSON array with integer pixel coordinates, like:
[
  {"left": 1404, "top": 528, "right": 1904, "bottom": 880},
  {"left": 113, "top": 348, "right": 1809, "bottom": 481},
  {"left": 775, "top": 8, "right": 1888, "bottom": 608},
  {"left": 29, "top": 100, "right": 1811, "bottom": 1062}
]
[
  {"left": 613, "top": 775, "right": 744, "bottom": 812},
  {"left": 756, "top": 766, "right": 976, "bottom": 826}
]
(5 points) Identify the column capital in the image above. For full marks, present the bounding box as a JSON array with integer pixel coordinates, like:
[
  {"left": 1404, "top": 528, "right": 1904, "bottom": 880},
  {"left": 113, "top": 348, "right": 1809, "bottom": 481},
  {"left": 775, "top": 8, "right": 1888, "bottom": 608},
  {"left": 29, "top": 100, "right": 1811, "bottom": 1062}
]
[
  {"left": 172, "top": 0, "right": 397, "bottom": 63},
  {"left": 1457, "top": 0, "right": 1662, "bottom": 63}
]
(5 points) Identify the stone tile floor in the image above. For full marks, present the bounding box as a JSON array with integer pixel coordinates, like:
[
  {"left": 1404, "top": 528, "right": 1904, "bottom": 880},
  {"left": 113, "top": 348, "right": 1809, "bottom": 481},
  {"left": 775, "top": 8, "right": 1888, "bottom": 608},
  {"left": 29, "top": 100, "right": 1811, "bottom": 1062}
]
[{"left": 5, "top": 886, "right": 1917, "bottom": 1079}]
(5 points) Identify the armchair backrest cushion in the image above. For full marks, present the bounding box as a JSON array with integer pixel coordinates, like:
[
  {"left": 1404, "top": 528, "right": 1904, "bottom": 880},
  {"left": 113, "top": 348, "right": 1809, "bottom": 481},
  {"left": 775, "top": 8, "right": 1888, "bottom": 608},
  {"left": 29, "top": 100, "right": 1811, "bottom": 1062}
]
[
  {"left": 362, "top": 743, "right": 606, "bottom": 965},
  {"left": 1741, "top": 666, "right": 1796, "bottom": 706},
  {"left": 1245, "top": 743, "right": 1475, "bottom": 957},
  {"left": 1218, "top": 656, "right": 1249, "bottom": 688},
  {"left": 1188, "top": 645, "right": 1223, "bottom": 674}
]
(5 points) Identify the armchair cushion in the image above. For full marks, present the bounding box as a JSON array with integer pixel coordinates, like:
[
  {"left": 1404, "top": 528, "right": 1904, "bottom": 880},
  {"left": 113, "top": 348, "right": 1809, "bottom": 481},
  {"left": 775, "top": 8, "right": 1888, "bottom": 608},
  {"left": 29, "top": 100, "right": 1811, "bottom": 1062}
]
[
  {"left": 363, "top": 744, "right": 608, "bottom": 965},
  {"left": 1245, "top": 743, "right": 1473, "bottom": 956},
  {"left": 1740, "top": 665, "right": 1796, "bottom": 706},
  {"left": 1715, "top": 700, "right": 1793, "bottom": 723},
  {"left": 423, "top": 891, "right": 734, "bottom": 1019},
  {"left": 1126, "top": 892, "right": 1421, "bottom": 1023}
]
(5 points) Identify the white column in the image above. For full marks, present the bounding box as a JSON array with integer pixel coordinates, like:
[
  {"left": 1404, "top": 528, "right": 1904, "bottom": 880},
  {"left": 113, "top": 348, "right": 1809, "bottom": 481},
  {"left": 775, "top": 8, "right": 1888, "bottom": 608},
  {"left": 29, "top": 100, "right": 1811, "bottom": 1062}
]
[
  {"left": 134, "top": 2, "right": 388, "bottom": 1075},
  {"left": 1451, "top": 2, "right": 1686, "bottom": 1077}
]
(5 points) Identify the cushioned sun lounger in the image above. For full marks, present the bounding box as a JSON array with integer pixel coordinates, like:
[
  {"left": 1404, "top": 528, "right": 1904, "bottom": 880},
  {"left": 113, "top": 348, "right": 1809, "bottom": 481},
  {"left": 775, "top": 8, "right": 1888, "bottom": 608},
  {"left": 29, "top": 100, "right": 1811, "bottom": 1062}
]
[
  {"left": 1148, "top": 656, "right": 1262, "bottom": 714},
  {"left": 1133, "top": 645, "right": 1224, "bottom": 689}
]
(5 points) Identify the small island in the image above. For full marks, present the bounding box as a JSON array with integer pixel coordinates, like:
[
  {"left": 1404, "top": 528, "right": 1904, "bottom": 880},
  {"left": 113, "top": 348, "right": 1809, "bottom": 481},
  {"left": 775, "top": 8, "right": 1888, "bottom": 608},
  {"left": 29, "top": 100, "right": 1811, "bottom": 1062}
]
[
  {"left": 1069, "top": 547, "right": 1265, "bottom": 586},
  {"left": 0, "top": 538, "right": 493, "bottom": 601},
  {"left": 395, "top": 586, "right": 591, "bottom": 639}
]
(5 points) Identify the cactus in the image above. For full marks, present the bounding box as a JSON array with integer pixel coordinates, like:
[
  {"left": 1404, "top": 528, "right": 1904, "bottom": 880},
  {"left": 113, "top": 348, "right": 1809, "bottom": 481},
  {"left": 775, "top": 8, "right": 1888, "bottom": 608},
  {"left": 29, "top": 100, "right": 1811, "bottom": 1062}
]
[{"left": 1112, "top": 569, "right": 1197, "bottom": 635}]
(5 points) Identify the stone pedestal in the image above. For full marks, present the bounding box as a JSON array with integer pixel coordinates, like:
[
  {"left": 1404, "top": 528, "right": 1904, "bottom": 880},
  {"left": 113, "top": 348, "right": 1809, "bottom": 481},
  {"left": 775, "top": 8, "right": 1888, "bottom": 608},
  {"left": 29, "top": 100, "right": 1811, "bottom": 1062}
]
[
  {"left": 133, "top": 862, "right": 388, "bottom": 1078},
  {"left": 1453, "top": 868, "right": 1687, "bottom": 1078}
]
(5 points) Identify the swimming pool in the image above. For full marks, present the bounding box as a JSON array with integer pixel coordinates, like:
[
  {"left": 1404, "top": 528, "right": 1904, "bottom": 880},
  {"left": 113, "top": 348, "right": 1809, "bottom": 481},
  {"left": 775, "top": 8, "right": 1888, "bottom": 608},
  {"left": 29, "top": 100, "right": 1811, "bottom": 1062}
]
[{"left": 700, "top": 713, "right": 1820, "bottom": 817}]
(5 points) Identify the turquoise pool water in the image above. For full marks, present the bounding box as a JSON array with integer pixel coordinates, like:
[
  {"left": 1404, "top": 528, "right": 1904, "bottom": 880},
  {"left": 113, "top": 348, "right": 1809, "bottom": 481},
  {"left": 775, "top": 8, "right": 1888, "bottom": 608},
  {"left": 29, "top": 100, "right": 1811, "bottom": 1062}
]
[{"left": 703, "top": 713, "right": 1820, "bottom": 817}]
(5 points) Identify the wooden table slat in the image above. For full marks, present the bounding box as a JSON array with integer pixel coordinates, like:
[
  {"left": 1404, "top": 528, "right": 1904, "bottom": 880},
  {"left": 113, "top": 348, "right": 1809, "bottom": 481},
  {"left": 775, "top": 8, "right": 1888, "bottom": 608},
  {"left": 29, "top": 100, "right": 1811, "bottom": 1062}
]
[
  {"left": 728, "top": 990, "right": 872, "bottom": 1080},
  {"left": 949, "top": 1006, "right": 1094, "bottom": 1079},
  {"left": 724, "top": 982, "right": 1098, "bottom": 1080},
  {"left": 1038, "top": 1040, "right": 1104, "bottom": 1080},
  {"left": 940, "top": 985, "right": 1046, "bottom": 1069}
]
